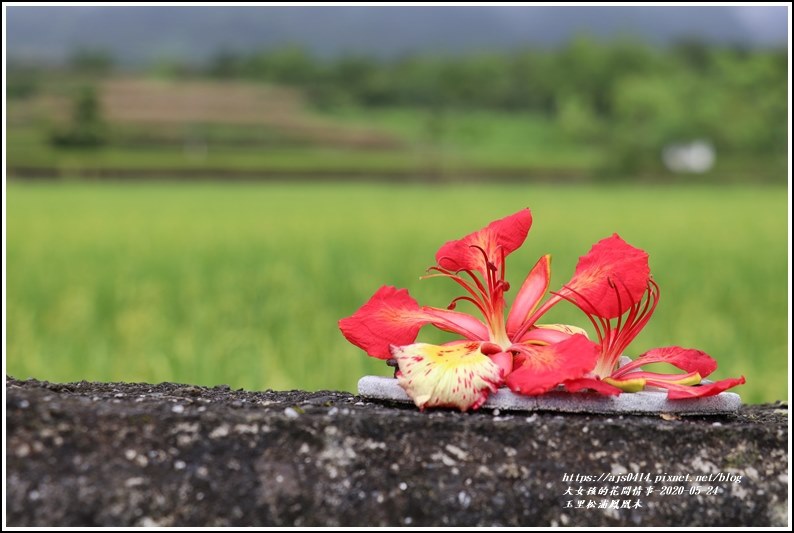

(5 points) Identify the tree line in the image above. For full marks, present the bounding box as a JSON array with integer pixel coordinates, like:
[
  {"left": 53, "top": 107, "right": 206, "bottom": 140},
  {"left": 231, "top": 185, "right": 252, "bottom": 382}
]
[
  {"left": 204, "top": 38, "right": 787, "bottom": 172},
  {"left": 8, "top": 37, "right": 787, "bottom": 177}
]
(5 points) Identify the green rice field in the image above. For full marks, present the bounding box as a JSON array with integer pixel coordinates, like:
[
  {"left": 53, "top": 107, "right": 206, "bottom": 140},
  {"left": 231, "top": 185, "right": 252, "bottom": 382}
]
[{"left": 5, "top": 182, "right": 788, "bottom": 403}]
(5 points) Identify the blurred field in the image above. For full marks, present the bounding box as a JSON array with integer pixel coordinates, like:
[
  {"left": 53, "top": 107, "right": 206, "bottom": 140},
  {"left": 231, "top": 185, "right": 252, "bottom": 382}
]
[
  {"left": 6, "top": 77, "right": 598, "bottom": 178},
  {"left": 6, "top": 181, "right": 787, "bottom": 403},
  {"left": 7, "top": 71, "right": 786, "bottom": 181}
]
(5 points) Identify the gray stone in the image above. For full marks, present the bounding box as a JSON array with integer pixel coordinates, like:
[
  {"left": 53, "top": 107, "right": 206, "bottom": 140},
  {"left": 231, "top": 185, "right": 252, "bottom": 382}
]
[
  {"left": 5, "top": 377, "right": 788, "bottom": 527},
  {"left": 357, "top": 376, "right": 743, "bottom": 414}
]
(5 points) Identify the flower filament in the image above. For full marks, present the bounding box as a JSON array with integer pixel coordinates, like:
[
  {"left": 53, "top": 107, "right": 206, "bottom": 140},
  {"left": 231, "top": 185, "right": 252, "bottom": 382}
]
[{"left": 427, "top": 245, "right": 511, "bottom": 347}]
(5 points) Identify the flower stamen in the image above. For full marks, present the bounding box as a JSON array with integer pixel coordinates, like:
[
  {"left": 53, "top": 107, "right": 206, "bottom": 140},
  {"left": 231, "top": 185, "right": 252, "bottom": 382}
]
[{"left": 553, "top": 279, "right": 659, "bottom": 376}]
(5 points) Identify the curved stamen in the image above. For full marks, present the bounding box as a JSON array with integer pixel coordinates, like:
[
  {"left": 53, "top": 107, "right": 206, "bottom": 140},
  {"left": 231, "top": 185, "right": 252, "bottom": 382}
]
[
  {"left": 426, "top": 265, "right": 456, "bottom": 276},
  {"left": 611, "top": 279, "right": 658, "bottom": 358},
  {"left": 422, "top": 268, "right": 496, "bottom": 324},
  {"left": 425, "top": 244, "right": 512, "bottom": 341},
  {"left": 550, "top": 286, "right": 610, "bottom": 344},
  {"left": 448, "top": 295, "right": 489, "bottom": 316},
  {"left": 610, "top": 278, "right": 624, "bottom": 340},
  {"left": 426, "top": 265, "right": 490, "bottom": 301},
  {"left": 499, "top": 245, "right": 506, "bottom": 285},
  {"left": 558, "top": 278, "right": 659, "bottom": 375},
  {"left": 469, "top": 244, "right": 498, "bottom": 295},
  {"left": 496, "top": 280, "right": 511, "bottom": 292},
  {"left": 435, "top": 254, "right": 463, "bottom": 272},
  {"left": 469, "top": 244, "right": 497, "bottom": 272},
  {"left": 423, "top": 270, "right": 487, "bottom": 306},
  {"left": 459, "top": 269, "right": 489, "bottom": 300}
]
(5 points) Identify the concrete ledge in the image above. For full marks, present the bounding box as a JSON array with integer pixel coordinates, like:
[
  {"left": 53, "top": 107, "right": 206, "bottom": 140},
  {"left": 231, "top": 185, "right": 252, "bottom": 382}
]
[
  {"left": 358, "top": 375, "right": 743, "bottom": 415},
  {"left": 5, "top": 377, "right": 789, "bottom": 527}
]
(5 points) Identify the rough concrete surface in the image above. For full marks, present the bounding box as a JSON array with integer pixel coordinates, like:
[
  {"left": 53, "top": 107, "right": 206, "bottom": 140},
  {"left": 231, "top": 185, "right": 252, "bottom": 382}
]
[{"left": 5, "top": 377, "right": 789, "bottom": 527}]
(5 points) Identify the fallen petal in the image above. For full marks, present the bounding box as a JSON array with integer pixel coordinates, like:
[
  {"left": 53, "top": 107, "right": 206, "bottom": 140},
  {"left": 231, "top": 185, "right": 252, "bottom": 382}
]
[
  {"left": 506, "top": 254, "right": 551, "bottom": 337},
  {"left": 615, "top": 370, "right": 702, "bottom": 387},
  {"left": 602, "top": 376, "right": 646, "bottom": 393},
  {"left": 339, "top": 286, "right": 427, "bottom": 359},
  {"left": 562, "top": 377, "right": 623, "bottom": 396},
  {"left": 517, "top": 323, "right": 590, "bottom": 345},
  {"left": 613, "top": 346, "right": 718, "bottom": 379},
  {"left": 488, "top": 351, "right": 514, "bottom": 378},
  {"left": 392, "top": 342, "right": 502, "bottom": 411},
  {"left": 652, "top": 376, "right": 747, "bottom": 399},
  {"left": 506, "top": 335, "right": 599, "bottom": 396},
  {"left": 423, "top": 306, "right": 489, "bottom": 340},
  {"left": 563, "top": 234, "right": 650, "bottom": 318}
]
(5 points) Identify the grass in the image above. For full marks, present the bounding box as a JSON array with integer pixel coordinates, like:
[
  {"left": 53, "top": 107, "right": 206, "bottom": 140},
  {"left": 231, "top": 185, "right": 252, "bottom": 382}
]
[
  {"left": 6, "top": 181, "right": 788, "bottom": 403},
  {"left": 6, "top": 126, "right": 420, "bottom": 174},
  {"left": 318, "top": 107, "right": 603, "bottom": 171}
]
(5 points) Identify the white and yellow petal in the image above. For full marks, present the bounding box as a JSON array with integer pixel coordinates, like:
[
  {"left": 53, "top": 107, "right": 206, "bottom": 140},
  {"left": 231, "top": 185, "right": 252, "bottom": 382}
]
[
  {"left": 391, "top": 342, "right": 502, "bottom": 412},
  {"left": 518, "top": 323, "right": 590, "bottom": 345}
]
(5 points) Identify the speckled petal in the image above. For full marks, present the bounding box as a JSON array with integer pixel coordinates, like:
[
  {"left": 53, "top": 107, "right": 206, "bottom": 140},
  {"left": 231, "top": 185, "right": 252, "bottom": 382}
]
[{"left": 391, "top": 342, "right": 502, "bottom": 412}]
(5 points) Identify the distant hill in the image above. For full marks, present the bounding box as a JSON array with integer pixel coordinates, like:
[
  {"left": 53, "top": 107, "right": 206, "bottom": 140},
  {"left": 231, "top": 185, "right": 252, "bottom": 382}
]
[{"left": 6, "top": 5, "right": 788, "bottom": 65}]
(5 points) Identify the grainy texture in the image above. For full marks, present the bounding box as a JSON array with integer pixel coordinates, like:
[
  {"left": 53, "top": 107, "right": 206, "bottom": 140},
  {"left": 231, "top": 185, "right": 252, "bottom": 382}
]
[{"left": 6, "top": 377, "right": 789, "bottom": 527}]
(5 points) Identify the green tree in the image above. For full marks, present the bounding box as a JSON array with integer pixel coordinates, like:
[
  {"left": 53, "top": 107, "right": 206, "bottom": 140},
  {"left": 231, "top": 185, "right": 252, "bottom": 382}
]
[{"left": 50, "top": 86, "right": 107, "bottom": 148}]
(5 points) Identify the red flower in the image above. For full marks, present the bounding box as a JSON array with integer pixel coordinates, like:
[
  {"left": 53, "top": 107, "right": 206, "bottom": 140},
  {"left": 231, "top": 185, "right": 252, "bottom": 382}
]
[
  {"left": 339, "top": 212, "right": 744, "bottom": 410},
  {"left": 552, "top": 240, "right": 745, "bottom": 399},
  {"left": 341, "top": 210, "right": 626, "bottom": 410}
]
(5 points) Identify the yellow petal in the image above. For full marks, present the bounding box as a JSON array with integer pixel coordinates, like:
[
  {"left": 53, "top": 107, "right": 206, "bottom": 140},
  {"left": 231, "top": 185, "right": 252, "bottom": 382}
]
[
  {"left": 391, "top": 342, "right": 501, "bottom": 411},
  {"left": 608, "top": 370, "right": 703, "bottom": 392},
  {"left": 535, "top": 323, "right": 590, "bottom": 338},
  {"left": 519, "top": 323, "right": 590, "bottom": 345},
  {"left": 658, "top": 372, "right": 703, "bottom": 386},
  {"left": 603, "top": 376, "right": 646, "bottom": 392}
]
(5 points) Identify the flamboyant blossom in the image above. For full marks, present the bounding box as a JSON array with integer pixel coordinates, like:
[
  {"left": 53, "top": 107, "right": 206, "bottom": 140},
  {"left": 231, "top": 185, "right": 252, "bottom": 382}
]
[
  {"left": 549, "top": 242, "right": 746, "bottom": 399},
  {"left": 340, "top": 210, "right": 645, "bottom": 410},
  {"left": 339, "top": 209, "right": 744, "bottom": 411}
]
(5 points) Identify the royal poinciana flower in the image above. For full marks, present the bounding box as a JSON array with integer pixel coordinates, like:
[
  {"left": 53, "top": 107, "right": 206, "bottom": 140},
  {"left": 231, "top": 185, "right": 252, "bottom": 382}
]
[
  {"left": 551, "top": 244, "right": 746, "bottom": 399},
  {"left": 339, "top": 210, "right": 649, "bottom": 411}
]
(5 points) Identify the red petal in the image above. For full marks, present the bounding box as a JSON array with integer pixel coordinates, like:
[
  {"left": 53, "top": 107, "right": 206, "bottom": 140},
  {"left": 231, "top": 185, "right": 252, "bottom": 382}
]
[
  {"left": 435, "top": 209, "right": 532, "bottom": 275},
  {"left": 563, "top": 234, "right": 650, "bottom": 318},
  {"left": 650, "top": 376, "right": 746, "bottom": 399},
  {"left": 488, "top": 351, "right": 514, "bottom": 378},
  {"left": 613, "top": 346, "right": 718, "bottom": 379},
  {"left": 506, "top": 254, "right": 551, "bottom": 338},
  {"left": 562, "top": 377, "right": 623, "bottom": 396},
  {"left": 505, "top": 335, "right": 599, "bottom": 396},
  {"left": 422, "top": 307, "right": 489, "bottom": 341},
  {"left": 339, "top": 286, "right": 427, "bottom": 359}
]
